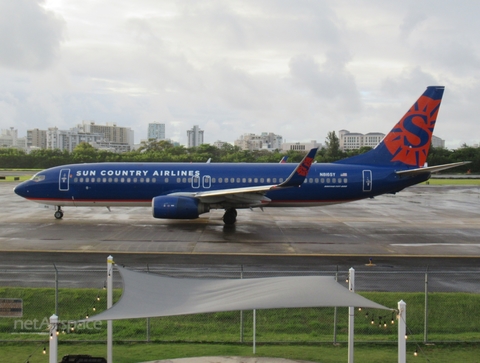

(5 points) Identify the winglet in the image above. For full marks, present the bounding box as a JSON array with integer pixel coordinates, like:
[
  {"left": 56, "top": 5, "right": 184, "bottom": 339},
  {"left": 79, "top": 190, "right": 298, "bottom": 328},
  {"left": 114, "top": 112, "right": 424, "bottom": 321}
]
[{"left": 277, "top": 148, "right": 317, "bottom": 188}]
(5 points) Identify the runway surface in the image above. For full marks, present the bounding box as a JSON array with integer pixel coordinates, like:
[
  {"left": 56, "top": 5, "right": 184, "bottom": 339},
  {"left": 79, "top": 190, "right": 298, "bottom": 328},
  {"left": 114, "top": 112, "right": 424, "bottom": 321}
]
[{"left": 1, "top": 182, "right": 479, "bottom": 257}]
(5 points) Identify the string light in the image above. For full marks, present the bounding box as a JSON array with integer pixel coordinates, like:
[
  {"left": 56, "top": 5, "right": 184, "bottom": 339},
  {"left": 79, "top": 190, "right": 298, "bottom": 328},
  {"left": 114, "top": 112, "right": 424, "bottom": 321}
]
[
  {"left": 93, "top": 306, "right": 96, "bottom": 311},
  {"left": 43, "top": 347, "right": 46, "bottom": 354},
  {"left": 414, "top": 349, "right": 418, "bottom": 356},
  {"left": 97, "top": 295, "right": 100, "bottom": 301},
  {"left": 358, "top": 307, "right": 362, "bottom": 311}
]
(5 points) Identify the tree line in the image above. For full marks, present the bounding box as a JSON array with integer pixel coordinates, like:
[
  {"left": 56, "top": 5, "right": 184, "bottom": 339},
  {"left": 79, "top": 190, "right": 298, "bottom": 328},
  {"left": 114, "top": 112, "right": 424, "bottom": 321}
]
[{"left": 0, "top": 138, "right": 477, "bottom": 173}]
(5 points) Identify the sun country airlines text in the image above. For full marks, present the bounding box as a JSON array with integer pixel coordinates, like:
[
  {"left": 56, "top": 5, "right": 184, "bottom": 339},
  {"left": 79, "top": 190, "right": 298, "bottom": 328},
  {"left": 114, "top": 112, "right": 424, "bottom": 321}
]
[{"left": 75, "top": 169, "right": 201, "bottom": 177}]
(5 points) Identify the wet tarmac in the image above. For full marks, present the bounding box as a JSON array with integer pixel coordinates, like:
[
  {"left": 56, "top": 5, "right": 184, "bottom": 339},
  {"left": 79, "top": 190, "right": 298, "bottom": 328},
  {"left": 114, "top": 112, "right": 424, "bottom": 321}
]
[{"left": 1, "top": 182, "right": 479, "bottom": 257}]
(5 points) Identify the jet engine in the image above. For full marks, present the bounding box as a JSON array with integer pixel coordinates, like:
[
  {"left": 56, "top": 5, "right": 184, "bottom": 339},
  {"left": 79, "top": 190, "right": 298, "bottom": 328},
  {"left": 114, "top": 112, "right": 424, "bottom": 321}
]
[{"left": 152, "top": 196, "right": 210, "bottom": 219}]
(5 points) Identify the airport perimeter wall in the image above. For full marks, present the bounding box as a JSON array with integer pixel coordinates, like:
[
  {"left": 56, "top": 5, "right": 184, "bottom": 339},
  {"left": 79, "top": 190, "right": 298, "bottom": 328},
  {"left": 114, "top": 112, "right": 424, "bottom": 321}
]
[{"left": 1, "top": 265, "right": 479, "bottom": 345}]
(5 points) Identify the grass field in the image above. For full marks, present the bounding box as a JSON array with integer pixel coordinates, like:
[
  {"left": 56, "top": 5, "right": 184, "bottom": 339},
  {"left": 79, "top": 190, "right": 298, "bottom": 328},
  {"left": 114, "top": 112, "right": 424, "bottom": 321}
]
[
  {"left": 1, "top": 288, "right": 480, "bottom": 362},
  {"left": 1, "top": 341, "right": 480, "bottom": 363}
]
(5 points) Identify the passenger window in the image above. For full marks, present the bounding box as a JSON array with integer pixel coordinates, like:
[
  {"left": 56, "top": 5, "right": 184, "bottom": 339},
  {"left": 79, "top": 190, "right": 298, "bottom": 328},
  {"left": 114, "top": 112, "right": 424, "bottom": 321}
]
[
  {"left": 332, "top": 178, "right": 336, "bottom": 183},
  {"left": 219, "top": 178, "right": 223, "bottom": 183},
  {"left": 146, "top": 178, "right": 150, "bottom": 183},
  {"left": 273, "top": 178, "right": 277, "bottom": 183},
  {"left": 140, "top": 178, "right": 144, "bottom": 183},
  {"left": 74, "top": 177, "right": 78, "bottom": 182},
  {"left": 260, "top": 178, "right": 264, "bottom": 183},
  {"left": 121, "top": 178, "right": 125, "bottom": 183},
  {"left": 80, "top": 177, "right": 84, "bottom": 183},
  {"left": 254, "top": 178, "right": 258, "bottom": 183},
  {"left": 230, "top": 178, "right": 234, "bottom": 183},
  {"left": 326, "top": 178, "right": 330, "bottom": 183},
  {"left": 344, "top": 178, "right": 348, "bottom": 183},
  {"left": 133, "top": 178, "right": 137, "bottom": 183},
  {"left": 315, "top": 178, "right": 319, "bottom": 183},
  {"left": 176, "top": 178, "right": 181, "bottom": 183},
  {"left": 114, "top": 178, "right": 118, "bottom": 183},
  {"left": 127, "top": 178, "right": 131, "bottom": 183},
  {"left": 321, "top": 178, "right": 325, "bottom": 183},
  {"left": 236, "top": 178, "right": 240, "bottom": 183},
  {"left": 164, "top": 178, "right": 169, "bottom": 183},
  {"left": 242, "top": 178, "right": 246, "bottom": 183},
  {"left": 152, "top": 178, "right": 156, "bottom": 183},
  {"left": 103, "top": 178, "right": 107, "bottom": 183}
]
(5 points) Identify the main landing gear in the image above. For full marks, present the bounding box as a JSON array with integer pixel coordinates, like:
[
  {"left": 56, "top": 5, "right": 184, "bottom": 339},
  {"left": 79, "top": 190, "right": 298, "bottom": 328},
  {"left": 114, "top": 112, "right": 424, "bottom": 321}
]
[
  {"left": 54, "top": 206, "right": 64, "bottom": 220},
  {"left": 223, "top": 208, "right": 237, "bottom": 225}
]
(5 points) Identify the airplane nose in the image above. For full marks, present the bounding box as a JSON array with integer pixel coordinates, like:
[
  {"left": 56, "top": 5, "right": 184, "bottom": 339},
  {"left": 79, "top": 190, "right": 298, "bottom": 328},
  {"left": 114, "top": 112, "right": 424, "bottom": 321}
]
[{"left": 13, "top": 182, "right": 28, "bottom": 198}]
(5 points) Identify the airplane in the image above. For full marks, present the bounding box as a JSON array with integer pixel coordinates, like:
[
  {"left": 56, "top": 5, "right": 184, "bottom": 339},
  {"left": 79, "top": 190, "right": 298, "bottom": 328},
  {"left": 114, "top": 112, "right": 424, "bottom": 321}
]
[{"left": 14, "top": 86, "right": 469, "bottom": 225}]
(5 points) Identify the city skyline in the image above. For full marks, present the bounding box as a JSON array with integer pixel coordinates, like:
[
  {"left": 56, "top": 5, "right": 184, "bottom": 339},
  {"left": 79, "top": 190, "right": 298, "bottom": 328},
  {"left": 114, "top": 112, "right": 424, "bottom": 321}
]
[{"left": 1, "top": 2, "right": 479, "bottom": 149}]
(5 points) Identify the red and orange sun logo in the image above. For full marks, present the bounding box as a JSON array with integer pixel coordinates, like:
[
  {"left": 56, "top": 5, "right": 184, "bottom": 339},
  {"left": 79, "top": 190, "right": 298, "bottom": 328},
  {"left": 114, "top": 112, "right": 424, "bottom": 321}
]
[{"left": 383, "top": 95, "right": 441, "bottom": 167}]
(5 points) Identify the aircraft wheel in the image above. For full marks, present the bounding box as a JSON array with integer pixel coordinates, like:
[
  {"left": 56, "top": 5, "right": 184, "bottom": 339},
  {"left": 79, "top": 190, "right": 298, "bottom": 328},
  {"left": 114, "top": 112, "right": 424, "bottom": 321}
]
[
  {"left": 54, "top": 210, "right": 63, "bottom": 220},
  {"left": 223, "top": 209, "right": 237, "bottom": 225}
]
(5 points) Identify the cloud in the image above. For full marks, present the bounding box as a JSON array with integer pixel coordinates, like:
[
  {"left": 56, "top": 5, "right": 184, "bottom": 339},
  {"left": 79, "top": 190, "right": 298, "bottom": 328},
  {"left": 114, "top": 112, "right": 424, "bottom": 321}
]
[{"left": 0, "top": 0, "right": 65, "bottom": 70}]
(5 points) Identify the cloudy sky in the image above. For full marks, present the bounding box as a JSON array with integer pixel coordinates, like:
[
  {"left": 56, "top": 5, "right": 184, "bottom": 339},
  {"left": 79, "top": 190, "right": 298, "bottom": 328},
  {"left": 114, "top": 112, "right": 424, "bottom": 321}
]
[{"left": 1, "top": 0, "right": 479, "bottom": 148}]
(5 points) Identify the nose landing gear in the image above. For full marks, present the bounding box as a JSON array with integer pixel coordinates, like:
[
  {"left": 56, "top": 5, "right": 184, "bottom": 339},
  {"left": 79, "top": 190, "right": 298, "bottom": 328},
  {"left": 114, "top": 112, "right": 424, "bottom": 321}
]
[{"left": 54, "top": 206, "right": 64, "bottom": 220}]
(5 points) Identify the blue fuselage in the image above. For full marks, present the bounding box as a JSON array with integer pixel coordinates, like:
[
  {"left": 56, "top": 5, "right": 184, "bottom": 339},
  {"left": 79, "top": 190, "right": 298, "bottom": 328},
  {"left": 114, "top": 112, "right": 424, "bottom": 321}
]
[{"left": 14, "top": 162, "right": 429, "bottom": 208}]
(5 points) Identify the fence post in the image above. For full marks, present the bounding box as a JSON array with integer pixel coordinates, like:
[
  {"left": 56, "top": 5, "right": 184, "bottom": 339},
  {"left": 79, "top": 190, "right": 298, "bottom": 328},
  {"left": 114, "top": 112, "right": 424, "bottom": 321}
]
[
  {"left": 53, "top": 263, "right": 58, "bottom": 316},
  {"left": 107, "top": 255, "right": 114, "bottom": 363},
  {"left": 146, "top": 264, "right": 150, "bottom": 342},
  {"left": 253, "top": 309, "right": 256, "bottom": 354},
  {"left": 49, "top": 314, "right": 58, "bottom": 363},
  {"left": 398, "top": 300, "right": 406, "bottom": 363},
  {"left": 333, "top": 267, "right": 338, "bottom": 344},
  {"left": 424, "top": 268, "right": 428, "bottom": 343},
  {"left": 348, "top": 267, "right": 355, "bottom": 363},
  {"left": 240, "top": 264, "right": 244, "bottom": 343}
]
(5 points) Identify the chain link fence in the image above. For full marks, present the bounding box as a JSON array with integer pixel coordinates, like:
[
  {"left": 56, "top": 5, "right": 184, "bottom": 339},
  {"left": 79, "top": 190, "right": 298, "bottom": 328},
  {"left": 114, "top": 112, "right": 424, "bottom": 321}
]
[{"left": 1, "top": 265, "right": 479, "bottom": 344}]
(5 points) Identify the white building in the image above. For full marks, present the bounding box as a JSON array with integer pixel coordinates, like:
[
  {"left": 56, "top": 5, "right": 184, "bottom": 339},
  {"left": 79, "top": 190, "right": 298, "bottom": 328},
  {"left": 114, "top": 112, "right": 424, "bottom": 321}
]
[
  {"left": 234, "top": 132, "right": 283, "bottom": 151},
  {"left": 148, "top": 123, "right": 166, "bottom": 140},
  {"left": 0, "top": 128, "right": 28, "bottom": 150},
  {"left": 187, "top": 125, "right": 204, "bottom": 148},
  {"left": 46, "top": 127, "right": 106, "bottom": 152},
  {"left": 431, "top": 135, "right": 445, "bottom": 148},
  {"left": 282, "top": 140, "right": 321, "bottom": 152},
  {"left": 338, "top": 130, "right": 385, "bottom": 151}
]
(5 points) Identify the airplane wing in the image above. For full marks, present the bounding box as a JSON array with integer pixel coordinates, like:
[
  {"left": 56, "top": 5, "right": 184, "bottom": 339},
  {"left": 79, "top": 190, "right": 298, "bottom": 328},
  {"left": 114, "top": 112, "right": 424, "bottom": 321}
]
[
  {"left": 395, "top": 161, "right": 471, "bottom": 177},
  {"left": 169, "top": 148, "right": 318, "bottom": 205}
]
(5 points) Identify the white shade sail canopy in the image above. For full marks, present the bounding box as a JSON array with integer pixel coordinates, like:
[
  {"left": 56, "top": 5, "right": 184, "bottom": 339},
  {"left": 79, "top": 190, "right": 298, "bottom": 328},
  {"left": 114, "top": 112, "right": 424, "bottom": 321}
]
[{"left": 85, "top": 266, "right": 390, "bottom": 322}]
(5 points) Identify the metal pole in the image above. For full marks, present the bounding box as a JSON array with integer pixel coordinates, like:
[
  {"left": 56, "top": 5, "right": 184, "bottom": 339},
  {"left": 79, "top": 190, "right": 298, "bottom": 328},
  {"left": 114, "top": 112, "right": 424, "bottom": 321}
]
[
  {"left": 333, "top": 267, "right": 338, "bottom": 344},
  {"left": 348, "top": 267, "right": 355, "bottom": 363},
  {"left": 424, "top": 268, "right": 428, "bottom": 343},
  {"left": 253, "top": 308, "right": 256, "bottom": 354},
  {"left": 107, "top": 255, "right": 114, "bottom": 363},
  {"left": 53, "top": 263, "right": 58, "bottom": 316},
  {"left": 240, "top": 264, "right": 244, "bottom": 343},
  {"left": 146, "top": 264, "right": 150, "bottom": 342},
  {"left": 398, "top": 300, "right": 406, "bottom": 363},
  {"left": 49, "top": 314, "right": 58, "bottom": 363}
]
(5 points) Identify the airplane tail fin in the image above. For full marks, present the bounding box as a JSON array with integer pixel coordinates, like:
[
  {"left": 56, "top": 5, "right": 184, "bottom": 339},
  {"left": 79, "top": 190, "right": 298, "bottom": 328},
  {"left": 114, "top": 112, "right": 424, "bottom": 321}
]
[{"left": 336, "top": 86, "right": 445, "bottom": 168}]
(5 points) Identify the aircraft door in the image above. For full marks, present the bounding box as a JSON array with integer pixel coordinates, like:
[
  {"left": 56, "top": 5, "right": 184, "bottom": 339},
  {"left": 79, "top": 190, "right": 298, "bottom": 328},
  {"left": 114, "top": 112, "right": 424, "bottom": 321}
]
[
  {"left": 59, "top": 169, "right": 70, "bottom": 191},
  {"left": 192, "top": 175, "right": 200, "bottom": 189},
  {"left": 362, "top": 170, "right": 372, "bottom": 192},
  {"left": 202, "top": 175, "right": 211, "bottom": 189}
]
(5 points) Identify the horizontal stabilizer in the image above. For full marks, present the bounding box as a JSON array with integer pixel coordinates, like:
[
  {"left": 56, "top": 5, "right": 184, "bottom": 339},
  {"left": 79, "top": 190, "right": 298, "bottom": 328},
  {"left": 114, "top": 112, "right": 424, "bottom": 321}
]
[{"left": 395, "top": 161, "right": 471, "bottom": 177}]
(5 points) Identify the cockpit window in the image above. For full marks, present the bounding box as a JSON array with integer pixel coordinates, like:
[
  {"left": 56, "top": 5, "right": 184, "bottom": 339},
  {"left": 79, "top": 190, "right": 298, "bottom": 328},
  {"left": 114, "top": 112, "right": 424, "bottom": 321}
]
[{"left": 31, "top": 174, "right": 46, "bottom": 182}]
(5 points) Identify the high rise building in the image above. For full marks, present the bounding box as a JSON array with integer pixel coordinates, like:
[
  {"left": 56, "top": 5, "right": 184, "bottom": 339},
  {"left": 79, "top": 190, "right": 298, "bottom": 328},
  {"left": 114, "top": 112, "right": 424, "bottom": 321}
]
[
  {"left": 77, "top": 121, "right": 134, "bottom": 147},
  {"left": 27, "top": 129, "right": 47, "bottom": 149},
  {"left": 148, "top": 123, "right": 166, "bottom": 140},
  {"left": 187, "top": 125, "right": 204, "bottom": 148}
]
